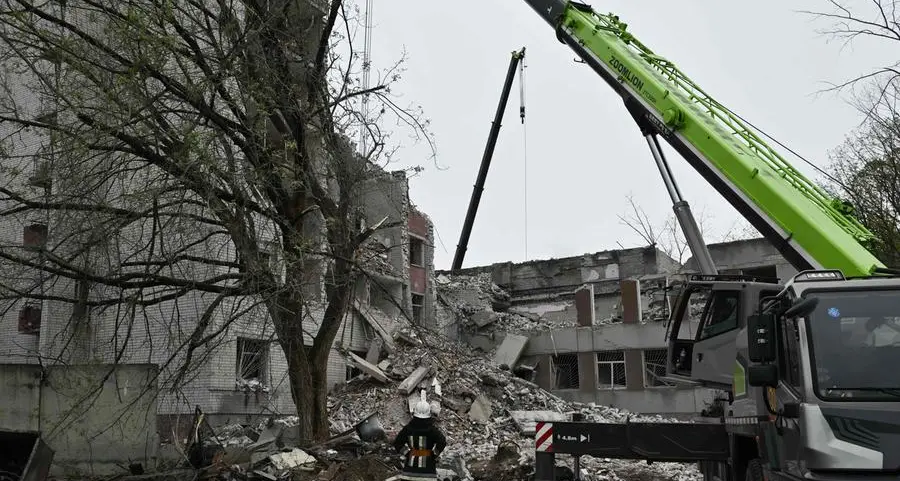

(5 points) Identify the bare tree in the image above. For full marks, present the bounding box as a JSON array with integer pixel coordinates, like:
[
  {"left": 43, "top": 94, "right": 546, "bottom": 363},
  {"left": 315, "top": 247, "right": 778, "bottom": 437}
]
[
  {"left": 618, "top": 195, "right": 760, "bottom": 266},
  {"left": 801, "top": 0, "right": 900, "bottom": 267},
  {"left": 825, "top": 84, "right": 900, "bottom": 266},
  {"left": 802, "top": 0, "right": 900, "bottom": 113},
  {"left": 0, "top": 0, "right": 432, "bottom": 442}
]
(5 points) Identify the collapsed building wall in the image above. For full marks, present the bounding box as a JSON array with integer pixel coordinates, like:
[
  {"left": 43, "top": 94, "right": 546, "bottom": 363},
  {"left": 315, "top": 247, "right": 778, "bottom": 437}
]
[{"left": 436, "top": 239, "right": 792, "bottom": 416}]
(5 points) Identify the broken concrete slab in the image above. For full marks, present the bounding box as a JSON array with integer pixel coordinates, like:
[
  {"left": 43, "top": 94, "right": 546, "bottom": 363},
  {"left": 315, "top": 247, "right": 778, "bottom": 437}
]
[
  {"left": 394, "top": 330, "right": 420, "bottom": 346},
  {"left": 397, "top": 366, "right": 431, "bottom": 395},
  {"left": 347, "top": 352, "right": 389, "bottom": 383},
  {"left": 467, "top": 395, "right": 493, "bottom": 424},
  {"left": 508, "top": 410, "right": 569, "bottom": 435},
  {"left": 249, "top": 423, "right": 284, "bottom": 450},
  {"left": 465, "top": 333, "right": 499, "bottom": 353},
  {"left": 268, "top": 448, "right": 316, "bottom": 471},
  {"left": 470, "top": 310, "right": 499, "bottom": 328},
  {"left": 353, "top": 302, "right": 396, "bottom": 353},
  {"left": 493, "top": 334, "right": 529, "bottom": 369},
  {"left": 516, "top": 355, "right": 540, "bottom": 372}
]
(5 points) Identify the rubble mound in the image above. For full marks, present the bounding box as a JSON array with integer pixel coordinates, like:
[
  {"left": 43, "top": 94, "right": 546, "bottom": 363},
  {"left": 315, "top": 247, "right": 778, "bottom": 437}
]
[
  {"left": 327, "top": 327, "right": 701, "bottom": 481},
  {"left": 436, "top": 273, "right": 573, "bottom": 335}
]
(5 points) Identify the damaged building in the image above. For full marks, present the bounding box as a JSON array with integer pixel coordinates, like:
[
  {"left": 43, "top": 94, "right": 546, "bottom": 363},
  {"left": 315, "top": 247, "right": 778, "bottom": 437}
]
[
  {"left": 0, "top": 166, "right": 436, "bottom": 418},
  {"left": 435, "top": 239, "right": 795, "bottom": 416},
  {"left": 0, "top": 104, "right": 437, "bottom": 475}
]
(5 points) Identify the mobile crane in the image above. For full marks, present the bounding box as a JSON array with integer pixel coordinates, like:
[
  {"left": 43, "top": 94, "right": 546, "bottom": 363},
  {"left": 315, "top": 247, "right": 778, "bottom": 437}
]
[{"left": 520, "top": 2, "right": 900, "bottom": 481}]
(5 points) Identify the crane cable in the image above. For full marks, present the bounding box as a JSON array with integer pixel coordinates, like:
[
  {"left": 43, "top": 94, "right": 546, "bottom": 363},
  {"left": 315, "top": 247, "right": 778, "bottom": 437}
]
[{"left": 519, "top": 54, "right": 528, "bottom": 261}]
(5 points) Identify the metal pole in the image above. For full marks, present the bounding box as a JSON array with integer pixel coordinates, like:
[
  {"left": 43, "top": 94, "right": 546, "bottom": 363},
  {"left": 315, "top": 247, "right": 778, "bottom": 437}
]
[
  {"left": 642, "top": 134, "right": 717, "bottom": 275},
  {"left": 535, "top": 452, "right": 556, "bottom": 481},
  {"left": 451, "top": 47, "right": 526, "bottom": 272}
]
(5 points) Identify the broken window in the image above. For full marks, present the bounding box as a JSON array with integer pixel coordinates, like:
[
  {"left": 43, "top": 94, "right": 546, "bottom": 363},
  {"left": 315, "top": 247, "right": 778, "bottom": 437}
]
[
  {"left": 409, "top": 236, "right": 425, "bottom": 267},
  {"left": 552, "top": 353, "right": 580, "bottom": 389},
  {"left": 597, "top": 350, "right": 626, "bottom": 389},
  {"left": 236, "top": 338, "right": 268, "bottom": 388},
  {"left": 18, "top": 302, "right": 41, "bottom": 335},
  {"left": 22, "top": 223, "right": 48, "bottom": 250},
  {"left": 29, "top": 160, "right": 52, "bottom": 189},
  {"left": 411, "top": 294, "right": 424, "bottom": 324},
  {"left": 71, "top": 278, "right": 92, "bottom": 324},
  {"left": 643, "top": 349, "right": 675, "bottom": 387}
]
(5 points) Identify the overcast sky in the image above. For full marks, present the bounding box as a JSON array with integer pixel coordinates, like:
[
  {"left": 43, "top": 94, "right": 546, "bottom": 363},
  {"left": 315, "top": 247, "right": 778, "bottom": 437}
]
[{"left": 364, "top": 0, "right": 893, "bottom": 271}]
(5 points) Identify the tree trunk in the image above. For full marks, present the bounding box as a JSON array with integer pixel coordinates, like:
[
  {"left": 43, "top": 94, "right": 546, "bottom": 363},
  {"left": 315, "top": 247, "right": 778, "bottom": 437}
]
[{"left": 284, "top": 340, "right": 330, "bottom": 443}]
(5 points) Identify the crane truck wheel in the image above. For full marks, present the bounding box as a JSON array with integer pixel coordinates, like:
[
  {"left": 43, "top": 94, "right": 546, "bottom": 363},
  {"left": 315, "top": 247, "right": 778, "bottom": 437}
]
[{"left": 745, "top": 459, "right": 765, "bottom": 481}]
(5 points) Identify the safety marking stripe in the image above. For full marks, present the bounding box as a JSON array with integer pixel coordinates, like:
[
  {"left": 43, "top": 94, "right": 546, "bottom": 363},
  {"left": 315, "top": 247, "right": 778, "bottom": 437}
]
[{"left": 535, "top": 422, "right": 553, "bottom": 452}]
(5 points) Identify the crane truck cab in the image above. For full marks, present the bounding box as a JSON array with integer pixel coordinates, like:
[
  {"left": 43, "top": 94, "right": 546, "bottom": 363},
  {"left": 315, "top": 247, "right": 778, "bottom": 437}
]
[
  {"left": 746, "top": 269, "right": 900, "bottom": 476},
  {"left": 666, "top": 270, "right": 900, "bottom": 480},
  {"left": 663, "top": 273, "right": 782, "bottom": 390}
]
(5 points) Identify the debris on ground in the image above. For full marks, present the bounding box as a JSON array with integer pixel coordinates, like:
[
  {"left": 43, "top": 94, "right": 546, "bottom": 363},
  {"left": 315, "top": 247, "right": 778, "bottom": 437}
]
[
  {"left": 151, "top": 270, "right": 709, "bottom": 481},
  {"left": 169, "top": 323, "right": 701, "bottom": 481}
]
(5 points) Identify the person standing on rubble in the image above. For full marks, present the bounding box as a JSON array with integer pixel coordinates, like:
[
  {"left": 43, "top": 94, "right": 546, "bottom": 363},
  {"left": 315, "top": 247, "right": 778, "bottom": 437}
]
[{"left": 391, "top": 390, "right": 447, "bottom": 480}]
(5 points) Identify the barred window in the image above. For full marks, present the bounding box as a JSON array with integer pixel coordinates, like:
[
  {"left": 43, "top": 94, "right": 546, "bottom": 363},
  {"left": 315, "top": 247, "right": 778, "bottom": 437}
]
[
  {"left": 597, "top": 350, "right": 626, "bottom": 389},
  {"left": 643, "top": 349, "right": 676, "bottom": 387},
  {"left": 552, "top": 353, "right": 580, "bottom": 389}
]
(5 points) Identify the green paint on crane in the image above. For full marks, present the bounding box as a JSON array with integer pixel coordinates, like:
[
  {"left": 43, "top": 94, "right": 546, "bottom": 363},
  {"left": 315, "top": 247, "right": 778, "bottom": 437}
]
[{"left": 548, "top": 2, "right": 885, "bottom": 276}]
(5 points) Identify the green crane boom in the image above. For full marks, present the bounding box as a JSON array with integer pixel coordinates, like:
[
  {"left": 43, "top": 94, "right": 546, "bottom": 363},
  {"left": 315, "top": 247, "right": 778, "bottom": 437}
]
[{"left": 525, "top": 0, "right": 885, "bottom": 277}]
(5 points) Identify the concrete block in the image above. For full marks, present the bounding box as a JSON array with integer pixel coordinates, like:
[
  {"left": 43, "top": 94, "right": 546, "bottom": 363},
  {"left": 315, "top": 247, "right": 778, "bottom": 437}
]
[
  {"left": 465, "top": 333, "right": 500, "bottom": 352},
  {"left": 397, "top": 366, "right": 431, "bottom": 395},
  {"left": 573, "top": 284, "right": 595, "bottom": 326},
  {"left": 493, "top": 334, "right": 528, "bottom": 369},
  {"left": 353, "top": 303, "right": 396, "bottom": 353},
  {"left": 621, "top": 279, "right": 642, "bottom": 324},
  {"left": 467, "top": 395, "right": 492, "bottom": 423},
  {"left": 347, "top": 352, "right": 389, "bottom": 383},
  {"left": 470, "top": 310, "right": 499, "bottom": 328}
]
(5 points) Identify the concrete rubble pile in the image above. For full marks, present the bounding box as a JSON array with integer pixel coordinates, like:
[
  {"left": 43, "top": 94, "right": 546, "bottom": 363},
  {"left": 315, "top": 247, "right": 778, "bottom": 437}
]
[
  {"left": 329, "top": 327, "right": 700, "bottom": 481},
  {"left": 437, "top": 272, "right": 709, "bottom": 334},
  {"left": 192, "top": 326, "right": 700, "bottom": 480},
  {"left": 357, "top": 237, "right": 400, "bottom": 278},
  {"left": 435, "top": 272, "right": 574, "bottom": 334},
  {"left": 176, "top": 416, "right": 406, "bottom": 481},
  {"left": 180, "top": 271, "right": 711, "bottom": 481}
]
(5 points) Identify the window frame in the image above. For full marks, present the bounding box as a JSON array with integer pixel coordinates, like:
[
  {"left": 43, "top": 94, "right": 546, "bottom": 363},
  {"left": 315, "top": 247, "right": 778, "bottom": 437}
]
[
  {"left": 236, "top": 337, "right": 269, "bottom": 385},
  {"left": 697, "top": 290, "right": 740, "bottom": 341},
  {"left": 409, "top": 236, "right": 425, "bottom": 267},
  {"left": 596, "top": 350, "right": 627, "bottom": 389}
]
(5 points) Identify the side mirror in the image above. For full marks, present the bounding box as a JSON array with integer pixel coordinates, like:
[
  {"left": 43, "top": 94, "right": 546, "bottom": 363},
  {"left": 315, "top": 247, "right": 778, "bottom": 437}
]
[
  {"left": 784, "top": 296, "right": 819, "bottom": 319},
  {"left": 747, "top": 364, "right": 778, "bottom": 387},
  {"left": 747, "top": 314, "right": 776, "bottom": 363}
]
